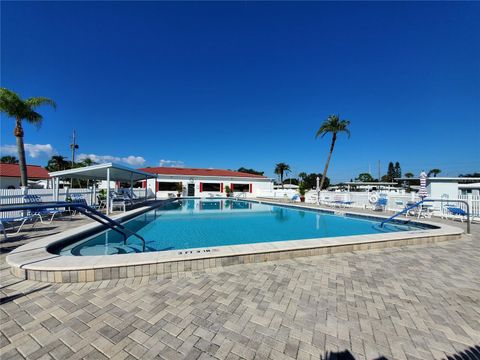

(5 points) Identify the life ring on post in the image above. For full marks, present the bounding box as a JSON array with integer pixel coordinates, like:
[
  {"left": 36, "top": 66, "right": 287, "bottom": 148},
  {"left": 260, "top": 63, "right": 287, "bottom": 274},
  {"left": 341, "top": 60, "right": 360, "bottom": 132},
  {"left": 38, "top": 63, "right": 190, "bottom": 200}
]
[{"left": 369, "top": 192, "right": 378, "bottom": 204}]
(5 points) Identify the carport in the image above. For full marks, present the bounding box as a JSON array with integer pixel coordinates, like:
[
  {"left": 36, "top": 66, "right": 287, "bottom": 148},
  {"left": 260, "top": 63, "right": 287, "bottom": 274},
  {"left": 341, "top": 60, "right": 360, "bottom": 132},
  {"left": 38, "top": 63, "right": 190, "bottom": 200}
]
[{"left": 49, "top": 163, "right": 157, "bottom": 215}]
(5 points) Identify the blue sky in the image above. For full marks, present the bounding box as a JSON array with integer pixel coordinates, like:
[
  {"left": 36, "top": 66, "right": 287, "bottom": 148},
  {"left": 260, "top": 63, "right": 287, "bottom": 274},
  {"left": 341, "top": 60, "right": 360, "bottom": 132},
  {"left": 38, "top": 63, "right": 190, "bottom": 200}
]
[{"left": 1, "top": 1, "right": 479, "bottom": 181}]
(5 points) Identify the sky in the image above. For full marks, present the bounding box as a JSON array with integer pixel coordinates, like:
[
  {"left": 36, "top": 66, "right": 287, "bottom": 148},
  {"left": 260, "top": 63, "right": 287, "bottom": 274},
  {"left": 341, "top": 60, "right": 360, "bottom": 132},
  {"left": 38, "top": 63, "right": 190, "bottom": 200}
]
[{"left": 1, "top": 1, "right": 479, "bottom": 182}]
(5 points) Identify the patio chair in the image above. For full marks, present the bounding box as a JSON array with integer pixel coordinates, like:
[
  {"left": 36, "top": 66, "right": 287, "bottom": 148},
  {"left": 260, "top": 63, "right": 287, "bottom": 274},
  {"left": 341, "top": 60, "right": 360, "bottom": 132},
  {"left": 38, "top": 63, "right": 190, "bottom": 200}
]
[
  {"left": 339, "top": 200, "right": 354, "bottom": 208},
  {"left": 110, "top": 191, "right": 133, "bottom": 212},
  {"left": 121, "top": 189, "right": 143, "bottom": 204},
  {"left": 23, "top": 195, "right": 61, "bottom": 224},
  {"left": 372, "top": 197, "right": 388, "bottom": 211},
  {"left": 0, "top": 213, "right": 39, "bottom": 238},
  {"left": 69, "top": 193, "right": 97, "bottom": 215},
  {"left": 0, "top": 221, "right": 6, "bottom": 240},
  {"left": 290, "top": 195, "right": 300, "bottom": 203},
  {"left": 443, "top": 207, "right": 473, "bottom": 222}
]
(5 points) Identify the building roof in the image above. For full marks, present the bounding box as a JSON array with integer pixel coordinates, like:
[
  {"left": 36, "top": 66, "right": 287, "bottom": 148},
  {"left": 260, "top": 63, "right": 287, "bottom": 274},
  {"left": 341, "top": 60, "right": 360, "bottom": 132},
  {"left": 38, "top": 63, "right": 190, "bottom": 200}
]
[
  {"left": 0, "top": 163, "right": 51, "bottom": 179},
  {"left": 49, "top": 163, "right": 156, "bottom": 181},
  {"left": 396, "top": 177, "right": 480, "bottom": 182},
  {"left": 341, "top": 181, "right": 398, "bottom": 186},
  {"left": 139, "top": 167, "right": 267, "bottom": 179}
]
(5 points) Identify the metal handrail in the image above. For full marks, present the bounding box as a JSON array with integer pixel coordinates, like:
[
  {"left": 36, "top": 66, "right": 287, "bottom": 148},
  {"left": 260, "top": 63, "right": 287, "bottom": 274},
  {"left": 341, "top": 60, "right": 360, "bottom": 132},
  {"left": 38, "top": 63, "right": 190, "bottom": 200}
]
[
  {"left": 0, "top": 202, "right": 146, "bottom": 251},
  {"left": 380, "top": 198, "right": 470, "bottom": 234}
]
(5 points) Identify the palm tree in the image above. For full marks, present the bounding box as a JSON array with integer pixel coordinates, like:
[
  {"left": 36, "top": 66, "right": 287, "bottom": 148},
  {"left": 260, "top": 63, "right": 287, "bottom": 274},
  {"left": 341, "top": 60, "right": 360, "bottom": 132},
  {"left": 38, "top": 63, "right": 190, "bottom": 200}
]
[
  {"left": 80, "top": 157, "right": 96, "bottom": 167},
  {"left": 46, "top": 155, "right": 69, "bottom": 172},
  {"left": 315, "top": 114, "right": 350, "bottom": 190},
  {"left": 0, "top": 88, "right": 56, "bottom": 187},
  {"left": 404, "top": 172, "right": 414, "bottom": 178},
  {"left": 1, "top": 155, "right": 19, "bottom": 164},
  {"left": 274, "top": 163, "right": 291, "bottom": 188},
  {"left": 298, "top": 172, "right": 307, "bottom": 183},
  {"left": 428, "top": 169, "right": 441, "bottom": 177}
]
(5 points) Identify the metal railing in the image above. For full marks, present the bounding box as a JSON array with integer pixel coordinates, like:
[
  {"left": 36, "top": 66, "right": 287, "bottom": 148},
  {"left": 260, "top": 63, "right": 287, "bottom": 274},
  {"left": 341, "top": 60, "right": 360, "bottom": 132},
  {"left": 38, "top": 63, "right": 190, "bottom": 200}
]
[
  {"left": 0, "top": 202, "right": 146, "bottom": 251},
  {"left": 380, "top": 199, "right": 471, "bottom": 234}
]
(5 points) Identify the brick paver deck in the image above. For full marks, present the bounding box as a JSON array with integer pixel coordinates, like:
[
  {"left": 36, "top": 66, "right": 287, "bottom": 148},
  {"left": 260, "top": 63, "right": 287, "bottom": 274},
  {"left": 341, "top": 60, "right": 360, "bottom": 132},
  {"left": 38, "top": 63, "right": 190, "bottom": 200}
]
[{"left": 1, "top": 214, "right": 479, "bottom": 359}]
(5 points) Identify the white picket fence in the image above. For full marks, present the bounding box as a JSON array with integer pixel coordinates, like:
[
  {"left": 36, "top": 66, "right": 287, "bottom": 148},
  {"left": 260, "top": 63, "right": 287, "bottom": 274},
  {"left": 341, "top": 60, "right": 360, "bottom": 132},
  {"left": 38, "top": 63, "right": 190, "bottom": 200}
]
[
  {"left": 0, "top": 187, "right": 154, "bottom": 220},
  {"left": 303, "top": 191, "right": 480, "bottom": 217}
]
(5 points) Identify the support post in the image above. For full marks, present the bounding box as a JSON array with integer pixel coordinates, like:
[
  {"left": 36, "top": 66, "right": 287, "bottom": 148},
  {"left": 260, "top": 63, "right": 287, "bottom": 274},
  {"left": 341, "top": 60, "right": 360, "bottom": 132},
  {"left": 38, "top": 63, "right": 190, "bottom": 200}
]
[
  {"left": 55, "top": 178, "right": 60, "bottom": 202},
  {"left": 130, "top": 173, "right": 133, "bottom": 197},
  {"left": 144, "top": 176, "right": 148, "bottom": 201},
  {"left": 52, "top": 178, "right": 56, "bottom": 201},
  {"left": 93, "top": 179, "right": 97, "bottom": 207},
  {"left": 106, "top": 168, "right": 111, "bottom": 215}
]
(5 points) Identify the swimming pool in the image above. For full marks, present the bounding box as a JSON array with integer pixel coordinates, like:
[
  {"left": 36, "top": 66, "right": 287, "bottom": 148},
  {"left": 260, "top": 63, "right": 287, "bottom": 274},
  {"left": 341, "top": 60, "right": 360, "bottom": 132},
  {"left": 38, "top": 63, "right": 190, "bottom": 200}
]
[
  {"left": 55, "top": 199, "right": 431, "bottom": 256},
  {"left": 8, "top": 198, "right": 461, "bottom": 283}
]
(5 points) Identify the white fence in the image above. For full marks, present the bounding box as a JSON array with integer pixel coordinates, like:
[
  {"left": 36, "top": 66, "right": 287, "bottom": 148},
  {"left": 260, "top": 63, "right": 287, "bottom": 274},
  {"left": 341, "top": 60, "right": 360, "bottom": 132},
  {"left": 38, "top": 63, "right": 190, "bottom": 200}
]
[
  {"left": 0, "top": 187, "right": 155, "bottom": 220},
  {"left": 303, "top": 191, "right": 480, "bottom": 217},
  {"left": 257, "top": 189, "right": 299, "bottom": 199}
]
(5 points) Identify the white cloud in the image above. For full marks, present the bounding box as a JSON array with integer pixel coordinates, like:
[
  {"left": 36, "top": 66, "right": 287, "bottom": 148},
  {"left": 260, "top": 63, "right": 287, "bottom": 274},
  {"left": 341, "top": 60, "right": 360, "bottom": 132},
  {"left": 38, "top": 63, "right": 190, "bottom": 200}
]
[
  {"left": 122, "top": 156, "right": 146, "bottom": 166},
  {"left": 78, "top": 153, "right": 146, "bottom": 167},
  {"left": 0, "top": 143, "right": 55, "bottom": 158},
  {"left": 159, "top": 159, "right": 184, "bottom": 167}
]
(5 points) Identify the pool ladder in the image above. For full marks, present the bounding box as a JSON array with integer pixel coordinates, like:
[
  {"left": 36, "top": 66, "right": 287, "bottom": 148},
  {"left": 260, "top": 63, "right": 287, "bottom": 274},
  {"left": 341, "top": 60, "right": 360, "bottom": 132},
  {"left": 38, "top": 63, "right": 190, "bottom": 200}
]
[{"left": 0, "top": 202, "right": 146, "bottom": 251}]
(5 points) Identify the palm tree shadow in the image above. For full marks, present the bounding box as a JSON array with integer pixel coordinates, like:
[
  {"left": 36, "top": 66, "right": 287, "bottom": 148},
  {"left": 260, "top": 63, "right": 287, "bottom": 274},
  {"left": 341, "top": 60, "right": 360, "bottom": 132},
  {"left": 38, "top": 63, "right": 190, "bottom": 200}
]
[
  {"left": 445, "top": 344, "right": 480, "bottom": 360},
  {"left": 0, "top": 284, "right": 51, "bottom": 305},
  {"left": 321, "top": 351, "right": 382, "bottom": 360},
  {"left": 321, "top": 346, "right": 480, "bottom": 360}
]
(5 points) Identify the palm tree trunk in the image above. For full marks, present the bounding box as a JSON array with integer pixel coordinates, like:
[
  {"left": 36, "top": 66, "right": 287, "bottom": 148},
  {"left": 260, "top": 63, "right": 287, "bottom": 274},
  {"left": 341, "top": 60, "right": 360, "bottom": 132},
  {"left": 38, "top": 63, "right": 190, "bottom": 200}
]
[
  {"left": 319, "top": 133, "right": 337, "bottom": 191},
  {"left": 281, "top": 172, "right": 284, "bottom": 189},
  {"left": 14, "top": 119, "right": 28, "bottom": 187}
]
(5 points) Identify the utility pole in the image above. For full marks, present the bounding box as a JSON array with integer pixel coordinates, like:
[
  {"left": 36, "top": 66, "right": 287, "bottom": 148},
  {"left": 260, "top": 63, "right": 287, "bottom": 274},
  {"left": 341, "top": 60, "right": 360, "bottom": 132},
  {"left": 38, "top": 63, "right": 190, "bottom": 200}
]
[
  {"left": 70, "top": 130, "right": 79, "bottom": 167},
  {"left": 70, "top": 130, "right": 79, "bottom": 188}
]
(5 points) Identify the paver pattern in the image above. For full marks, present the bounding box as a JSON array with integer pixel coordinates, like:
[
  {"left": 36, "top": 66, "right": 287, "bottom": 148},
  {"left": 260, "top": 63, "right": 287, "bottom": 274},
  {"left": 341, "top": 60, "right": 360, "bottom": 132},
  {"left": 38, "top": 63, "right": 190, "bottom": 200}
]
[{"left": 1, "top": 219, "right": 479, "bottom": 360}]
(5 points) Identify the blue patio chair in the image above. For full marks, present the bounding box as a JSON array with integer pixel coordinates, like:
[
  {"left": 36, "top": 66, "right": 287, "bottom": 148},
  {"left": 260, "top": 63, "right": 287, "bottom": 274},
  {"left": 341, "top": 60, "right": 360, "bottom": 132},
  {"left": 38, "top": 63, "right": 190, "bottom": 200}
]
[
  {"left": 0, "top": 213, "right": 40, "bottom": 238},
  {"left": 445, "top": 207, "right": 472, "bottom": 222},
  {"left": 340, "top": 201, "right": 354, "bottom": 208},
  {"left": 290, "top": 195, "right": 300, "bottom": 203},
  {"left": 23, "top": 194, "right": 61, "bottom": 224},
  {"left": 372, "top": 197, "right": 388, "bottom": 211},
  {"left": 69, "top": 193, "right": 90, "bottom": 215}
]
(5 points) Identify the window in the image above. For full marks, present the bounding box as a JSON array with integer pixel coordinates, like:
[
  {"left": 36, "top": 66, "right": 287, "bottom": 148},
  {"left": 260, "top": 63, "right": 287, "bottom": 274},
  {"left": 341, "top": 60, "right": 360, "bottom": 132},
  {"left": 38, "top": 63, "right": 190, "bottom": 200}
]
[
  {"left": 202, "top": 183, "right": 221, "bottom": 192},
  {"left": 231, "top": 183, "right": 250, "bottom": 192},
  {"left": 157, "top": 182, "right": 181, "bottom": 191}
]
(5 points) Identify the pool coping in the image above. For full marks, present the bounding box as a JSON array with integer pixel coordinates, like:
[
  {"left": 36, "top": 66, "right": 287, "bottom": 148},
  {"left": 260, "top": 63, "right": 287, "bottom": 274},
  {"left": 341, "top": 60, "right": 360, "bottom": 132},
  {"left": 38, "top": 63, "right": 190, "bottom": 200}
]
[{"left": 6, "top": 199, "right": 464, "bottom": 283}]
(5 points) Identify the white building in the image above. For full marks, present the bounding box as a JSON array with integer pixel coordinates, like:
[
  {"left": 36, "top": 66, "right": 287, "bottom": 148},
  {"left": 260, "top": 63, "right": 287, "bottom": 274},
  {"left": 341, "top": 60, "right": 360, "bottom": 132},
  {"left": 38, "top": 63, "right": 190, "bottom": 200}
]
[
  {"left": 426, "top": 177, "right": 480, "bottom": 199},
  {"left": 0, "top": 163, "right": 52, "bottom": 189},
  {"left": 138, "top": 167, "right": 274, "bottom": 198}
]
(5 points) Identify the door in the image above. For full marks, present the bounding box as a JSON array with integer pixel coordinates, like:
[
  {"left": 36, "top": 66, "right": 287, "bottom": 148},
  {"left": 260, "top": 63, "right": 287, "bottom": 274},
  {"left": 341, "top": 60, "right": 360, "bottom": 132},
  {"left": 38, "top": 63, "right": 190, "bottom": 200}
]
[{"left": 187, "top": 184, "right": 195, "bottom": 196}]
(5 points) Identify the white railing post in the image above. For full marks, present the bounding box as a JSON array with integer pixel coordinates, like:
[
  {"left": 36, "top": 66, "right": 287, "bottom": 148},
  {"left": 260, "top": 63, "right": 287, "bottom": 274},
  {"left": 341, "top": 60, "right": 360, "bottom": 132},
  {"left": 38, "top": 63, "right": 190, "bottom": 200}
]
[
  {"left": 467, "top": 194, "right": 473, "bottom": 222},
  {"left": 106, "top": 168, "right": 111, "bottom": 215}
]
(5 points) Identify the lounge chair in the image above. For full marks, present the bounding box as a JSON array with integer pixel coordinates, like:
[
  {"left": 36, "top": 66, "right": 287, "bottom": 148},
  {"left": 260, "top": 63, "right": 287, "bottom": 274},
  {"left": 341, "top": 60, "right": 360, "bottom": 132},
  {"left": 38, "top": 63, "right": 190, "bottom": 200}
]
[
  {"left": 290, "top": 195, "right": 300, "bottom": 203},
  {"left": 0, "top": 221, "right": 6, "bottom": 240},
  {"left": 121, "top": 189, "right": 144, "bottom": 204},
  {"left": 23, "top": 195, "right": 61, "bottom": 224},
  {"left": 372, "top": 198, "right": 388, "bottom": 211},
  {"left": 442, "top": 207, "right": 473, "bottom": 222},
  {"left": 110, "top": 191, "right": 133, "bottom": 212},
  {"left": 0, "top": 213, "right": 40, "bottom": 238},
  {"left": 339, "top": 200, "right": 354, "bottom": 208},
  {"left": 69, "top": 193, "right": 97, "bottom": 215}
]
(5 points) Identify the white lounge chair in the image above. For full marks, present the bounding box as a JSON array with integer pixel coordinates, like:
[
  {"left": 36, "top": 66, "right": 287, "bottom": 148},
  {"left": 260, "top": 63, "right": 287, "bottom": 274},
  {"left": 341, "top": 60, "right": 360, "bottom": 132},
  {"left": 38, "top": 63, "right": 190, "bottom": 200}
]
[
  {"left": 0, "top": 213, "right": 39, "bottom": 238},
  {"left": 23, "top": 195, "right": 61, "bottom": 224}
]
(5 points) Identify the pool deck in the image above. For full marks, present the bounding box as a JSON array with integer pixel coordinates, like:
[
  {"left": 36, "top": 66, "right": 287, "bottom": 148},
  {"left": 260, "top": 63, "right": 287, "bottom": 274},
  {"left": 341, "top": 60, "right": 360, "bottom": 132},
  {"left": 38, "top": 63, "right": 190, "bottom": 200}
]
[
  {"left": 1, "top": 201, "right": 479, "bottom": 359},
  {"left": 4, "top": 200, "right": 464, "bottom": 284}
]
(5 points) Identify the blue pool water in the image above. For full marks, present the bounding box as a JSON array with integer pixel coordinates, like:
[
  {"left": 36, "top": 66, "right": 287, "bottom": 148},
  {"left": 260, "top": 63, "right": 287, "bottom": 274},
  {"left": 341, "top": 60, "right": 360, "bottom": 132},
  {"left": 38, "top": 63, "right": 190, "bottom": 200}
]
[{"left": 57, "top": 199, "right": 426, "bottom": 256}]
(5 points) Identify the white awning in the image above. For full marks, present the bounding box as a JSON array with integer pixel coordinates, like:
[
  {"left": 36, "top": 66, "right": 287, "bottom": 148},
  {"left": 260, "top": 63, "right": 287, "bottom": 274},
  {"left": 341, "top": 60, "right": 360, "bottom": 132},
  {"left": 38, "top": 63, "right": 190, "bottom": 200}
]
[{"left": 49, "top": 163, "right": 157, "bottom": 182}]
